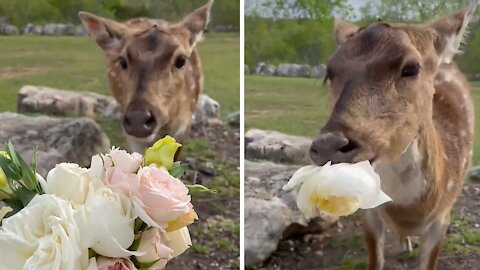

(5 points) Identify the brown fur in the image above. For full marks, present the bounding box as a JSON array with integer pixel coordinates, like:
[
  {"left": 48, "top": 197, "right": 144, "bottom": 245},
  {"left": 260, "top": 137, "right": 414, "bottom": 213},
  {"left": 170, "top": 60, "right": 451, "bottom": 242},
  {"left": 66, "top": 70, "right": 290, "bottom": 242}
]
[
  {"left": 79, "top": 1, "right": 213, "bottom": 152},
  {"left": 312, "top": 6, "right": 476, "bottom": 269}
]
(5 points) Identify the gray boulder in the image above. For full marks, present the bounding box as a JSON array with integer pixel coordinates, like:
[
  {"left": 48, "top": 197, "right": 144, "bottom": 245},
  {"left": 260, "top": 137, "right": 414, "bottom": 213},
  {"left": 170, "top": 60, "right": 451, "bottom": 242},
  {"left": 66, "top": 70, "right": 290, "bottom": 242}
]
[
  {"left": 225, "top": 111, "right": 240, "bottom": 126},
  {"left": 2, "top": 24, "right": 19, "bottom": 35},
  {"left": 23, "top": 24, "right": 43, "bottom": 35},
  {"left": 253, "top": 62, "right": 267, "bottom": 75},
  {"left": 42, "top": 24, "right": 57, "bottom": 35},
  {"left": 261, "top": 64, "right": 276, "bottom": 76},
  {"left": 245, "top": 129, "right": 312, "bottom": 164},
  {"left": 277, "top": 64, "right": 311, "bottom": 77},
  {"left": 74, "top": 25, "right": 88, "bottom": 36},
  {"left": 191, "top": 94, "right": 221, "bottom": 126},
  {"left": 311, "top": 64, "right": 327, "bottom": 78},
  {"left": 0, "top": 113, "right": 110, "bottom": 177},
  {"left": 42, "top": 23, "right": 74, "bottom": 36},
  {"left": 58, "top": 23, "right": 75, "bottom": 35},
  {"left": 17, "top": 85, "right": 121, "bottom": 119},
  {"left": 244, "top": 65, "right": 250, "bottom": 74},
  {"left": 244, "top": 161, "right": 336, "bottom": 267}
]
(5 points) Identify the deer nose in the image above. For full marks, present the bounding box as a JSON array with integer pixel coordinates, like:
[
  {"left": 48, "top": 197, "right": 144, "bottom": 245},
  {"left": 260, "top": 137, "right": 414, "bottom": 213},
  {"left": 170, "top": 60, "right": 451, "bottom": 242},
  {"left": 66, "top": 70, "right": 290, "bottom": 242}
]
[
  {"left": 309, "top": 132, "right": 359, "bottom": 165},
  {"left": 122, "top": 109, "right": 156, "bottom": 138}
]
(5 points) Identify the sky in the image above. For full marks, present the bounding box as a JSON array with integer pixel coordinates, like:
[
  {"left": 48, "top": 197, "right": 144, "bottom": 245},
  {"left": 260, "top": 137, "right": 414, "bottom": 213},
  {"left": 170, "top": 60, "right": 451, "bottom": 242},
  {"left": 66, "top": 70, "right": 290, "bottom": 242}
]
[{"left": 244, "top": 0, "right": 373, "bottom": 19}]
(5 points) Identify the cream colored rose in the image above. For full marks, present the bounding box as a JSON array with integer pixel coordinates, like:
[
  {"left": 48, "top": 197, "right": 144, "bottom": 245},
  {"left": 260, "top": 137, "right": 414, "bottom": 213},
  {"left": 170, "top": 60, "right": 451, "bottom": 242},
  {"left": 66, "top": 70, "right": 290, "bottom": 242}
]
[
  {"left": 166, "top": 227, "right": 192, "bottom": 258},
  {"left": 283, "top": 161, "right": 392, "bottom": 217},
  {"left": 77, "top": 179, "right": 136, "bottom": 258},
  {"left": 135, "top": 228, "right": 172, "bottom": 269},
  {"left": 43, "top": 163, "right": 91, "bottom": 204},
  {"left": 0, "top": 195, "right": 89, "bottom": 270}
]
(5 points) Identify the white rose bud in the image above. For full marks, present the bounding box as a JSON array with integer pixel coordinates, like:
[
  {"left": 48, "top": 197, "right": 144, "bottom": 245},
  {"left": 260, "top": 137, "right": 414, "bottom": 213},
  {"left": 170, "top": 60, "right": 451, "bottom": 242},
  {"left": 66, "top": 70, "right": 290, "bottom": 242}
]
[{"left": 136, "top": 228, "right": 172, "bottom": 269}]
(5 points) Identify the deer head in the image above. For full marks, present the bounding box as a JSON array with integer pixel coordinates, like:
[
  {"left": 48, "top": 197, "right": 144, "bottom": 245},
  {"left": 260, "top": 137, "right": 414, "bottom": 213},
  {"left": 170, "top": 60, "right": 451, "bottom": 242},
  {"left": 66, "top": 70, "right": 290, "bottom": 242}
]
[
  {"left": 79, "top": 1, "right": 213, "bottom": 149},
  {"left": 310, "top": 6, "right": 476, "bottom": 166}
]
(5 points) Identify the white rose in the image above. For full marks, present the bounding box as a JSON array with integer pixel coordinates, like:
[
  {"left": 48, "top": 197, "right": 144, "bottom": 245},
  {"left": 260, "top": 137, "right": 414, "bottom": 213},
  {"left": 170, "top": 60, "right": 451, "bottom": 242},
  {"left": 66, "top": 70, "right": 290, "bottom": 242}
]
[
  {"left": 283, "top": 161, "right": 392, "bottom": 218},
  {"left": 0, "top": 194, "right": 89, "bottom": 270},
  {"left": 166, "top": 227, "right": 192, "bottom": 258},
  {"left": 43, "top": 163, "right": 91, "bottom": 204},
  {"left": 77, "top": 179, "right": 136, "bottom": 258},
  {"left": 135, "top": 228, "right": 172, "bottom": 269}
]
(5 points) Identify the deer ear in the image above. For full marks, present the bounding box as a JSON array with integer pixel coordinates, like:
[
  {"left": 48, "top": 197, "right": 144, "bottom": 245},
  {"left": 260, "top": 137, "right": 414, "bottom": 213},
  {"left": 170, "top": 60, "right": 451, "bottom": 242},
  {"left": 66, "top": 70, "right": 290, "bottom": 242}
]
[
  {"left": 181, "top": 0, "right": 213, "bottom": 46},
  {"left": 429, "top": 5, "right": 476, "bottom": 64},
  {"left": 335, "top": 19, "right": 359, "bottom": 46},
  {"left": 78, "top": 12, "right": 127, "bottom": 52}
]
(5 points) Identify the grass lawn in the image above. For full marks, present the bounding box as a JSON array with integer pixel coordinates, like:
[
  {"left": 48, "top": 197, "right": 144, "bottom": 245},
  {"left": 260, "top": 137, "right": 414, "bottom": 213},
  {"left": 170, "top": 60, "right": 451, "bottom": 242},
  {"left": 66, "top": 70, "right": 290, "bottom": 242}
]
[
  {"left": 0, "top": 32, "right": 239, "bottom": 115},
  {"left": 246, "top": 75, "right": 480, "bottom": 165},
  {"left": 0, "top": 33, "right": 239, "bottom": 147}
]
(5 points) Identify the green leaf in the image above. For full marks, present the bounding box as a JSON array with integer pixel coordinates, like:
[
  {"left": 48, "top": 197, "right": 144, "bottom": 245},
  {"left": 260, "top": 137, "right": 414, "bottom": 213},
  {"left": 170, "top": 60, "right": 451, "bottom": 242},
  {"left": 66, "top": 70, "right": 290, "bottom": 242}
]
[
  {"left": 129, "top": 235, "right": 142, "bottom": 252},
  {"left": 186, "top": 184, "right": 217, "bottom": 194},
  {"left": 3, "top": 199, "right": 23, "bottom": 217},
  {"left": 169, "top": 162, "right": 188, "bottom": 179},
  {"left": 88, "top": 249, "right": 97, "bottom": 259},
  {"left": 15, "top": 186, "right": 37, "bottom": 207},
  {"left": 0, "top": 156, "right": 20, "bottom": 181},
  {"left": 132, "top": 256, "right": 161, "bottom": 269},
  {"left": 6, "top": 142, "right": 37, "bottom": 191}
]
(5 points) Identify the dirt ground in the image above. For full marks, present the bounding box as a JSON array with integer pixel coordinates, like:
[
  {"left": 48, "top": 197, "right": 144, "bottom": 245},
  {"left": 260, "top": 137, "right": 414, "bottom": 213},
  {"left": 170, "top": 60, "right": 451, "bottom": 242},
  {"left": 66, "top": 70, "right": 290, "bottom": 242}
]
[
  {"left": 257, "top": 179, "right": 480, "bottom": 270},
  {"left": 167, "top": 123, "right": 240, "bottom": 270}
]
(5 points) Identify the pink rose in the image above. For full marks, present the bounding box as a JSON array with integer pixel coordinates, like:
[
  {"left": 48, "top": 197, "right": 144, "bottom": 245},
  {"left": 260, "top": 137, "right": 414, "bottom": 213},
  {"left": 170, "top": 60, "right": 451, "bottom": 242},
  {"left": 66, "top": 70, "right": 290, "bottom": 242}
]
[
  {"left": 96, "top": 257, "right": 137, "bottom": 270},
  {"left": 104, "top": 167, "right": 138, "bottom": 196},
  {"left": 132, "top": 165, "right": 192, "bottom": 228},
  {"left": 105, "top": 149, "right": 143, "bottom": 173},
  {"left": 90, "top": 148, "right": 143, "bottom": 195}
]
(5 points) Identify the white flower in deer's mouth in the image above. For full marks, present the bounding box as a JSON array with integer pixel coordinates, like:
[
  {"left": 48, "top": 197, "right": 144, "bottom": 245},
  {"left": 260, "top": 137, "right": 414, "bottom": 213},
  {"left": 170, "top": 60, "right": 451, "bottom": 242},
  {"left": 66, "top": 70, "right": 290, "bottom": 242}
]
[{"left": 283, "top": 161, "right": 392, "bottom": 218}]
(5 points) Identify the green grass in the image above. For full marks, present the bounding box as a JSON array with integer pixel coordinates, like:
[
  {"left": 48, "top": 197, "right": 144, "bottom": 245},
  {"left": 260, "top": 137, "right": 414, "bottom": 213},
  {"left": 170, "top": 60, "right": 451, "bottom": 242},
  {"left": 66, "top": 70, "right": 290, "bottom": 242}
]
[
  {"left": 246, "top": 75, "right": 480, "bottom": 165},
  {"left": 0, "top": 33, "right": 239, "bottom": 116}
]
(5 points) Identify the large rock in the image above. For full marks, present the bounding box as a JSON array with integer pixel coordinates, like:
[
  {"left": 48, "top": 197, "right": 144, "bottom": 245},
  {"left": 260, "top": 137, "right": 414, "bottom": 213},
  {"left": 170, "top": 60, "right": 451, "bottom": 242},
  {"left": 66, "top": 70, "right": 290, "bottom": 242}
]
[
  {"left": 225, "top": 111, "right": 240, "bottom": 126},
  {"left": 42, "top": 24, "right": 57, "bottom": 35},
  {"left": 23, "top": 23, "right": 43, "bottom": 35},
  {"left": 0, "top": 113, "right": 110, "bottom": 177},
  {"left": 2, "top": 24, "right": 19, "bottom": 35},
  {"left": 244, "top": 161, "right": 336, "bottom": 267},
  {"left": 244, "top": 65, "right": 250, "bottom": 74},
  {"left": 192, "top": 94, "right": 221, "bottom": 126},
  {"left": 252, "top": 62, "right": 266, "bottom": 75},
  {"left": 17, "top": 85, "right": 121, "bottom": 119},
  {"left": 42, "top": 23, "right": 74, "bottom": 36},
  {"left": 253, "top": 62, "right": 276, "bottom": 76},
  {"left": 311, "top": 64, "right": 327, "bottom": 78},
  {"left": 277, "top": 64, "right": 311, "bottom": 77},
  {"left": 74, "top": 25, "right": 88, "bottom": 36},
  {"left": 245, "top": 129, "right": 312, "bottom": 164},
  {"left": 17, "top": 85, "right": 220, "bottom": 126}
]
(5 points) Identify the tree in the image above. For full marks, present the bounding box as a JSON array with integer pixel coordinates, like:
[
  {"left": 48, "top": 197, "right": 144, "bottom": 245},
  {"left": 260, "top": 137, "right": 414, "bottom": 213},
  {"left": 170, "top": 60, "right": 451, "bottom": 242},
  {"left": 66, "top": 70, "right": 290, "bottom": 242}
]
[{"left": 245, "top": 0, "right": 352, "bottom": 66}]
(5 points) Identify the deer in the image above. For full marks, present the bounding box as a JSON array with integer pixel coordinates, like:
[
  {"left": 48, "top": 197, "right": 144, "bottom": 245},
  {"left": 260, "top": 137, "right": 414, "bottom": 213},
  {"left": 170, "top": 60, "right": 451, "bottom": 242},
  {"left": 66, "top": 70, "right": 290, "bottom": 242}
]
[
  {"left": 78, "top": 0, "right": 213, "bottom": 153},
  {"left": 309, "top": 6, "right": 476, "bottom": 270}
]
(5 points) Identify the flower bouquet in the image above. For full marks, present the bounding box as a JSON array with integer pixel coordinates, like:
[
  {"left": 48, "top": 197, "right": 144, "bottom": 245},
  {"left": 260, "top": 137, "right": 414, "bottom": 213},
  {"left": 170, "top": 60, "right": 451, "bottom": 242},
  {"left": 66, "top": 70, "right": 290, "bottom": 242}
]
[{"left": 0, "top": 136, "right": 212, "bottom": 270}]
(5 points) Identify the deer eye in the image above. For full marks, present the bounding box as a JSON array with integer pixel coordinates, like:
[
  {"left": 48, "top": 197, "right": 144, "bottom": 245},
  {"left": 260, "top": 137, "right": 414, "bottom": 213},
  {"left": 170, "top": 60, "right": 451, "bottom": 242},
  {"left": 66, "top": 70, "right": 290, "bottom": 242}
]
[
  {"left": 117, "top": 57, "right": 128, "bottom": 70},
  {"left": 174, "top": 55, "right": 187, "bottom": 69},
  {"left": 401, "top": 62, "right": 420, "bottom": 77}
]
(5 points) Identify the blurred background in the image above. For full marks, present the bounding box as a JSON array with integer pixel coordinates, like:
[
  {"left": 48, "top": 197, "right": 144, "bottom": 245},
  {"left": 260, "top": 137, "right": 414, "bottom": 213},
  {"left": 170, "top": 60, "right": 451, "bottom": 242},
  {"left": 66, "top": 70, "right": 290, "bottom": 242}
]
[
  {"left": 0, "top": 1, "right": 240, "bottom": 269},
  {"left": 244, "top": 0, "right": 480, "bottom": 269}
]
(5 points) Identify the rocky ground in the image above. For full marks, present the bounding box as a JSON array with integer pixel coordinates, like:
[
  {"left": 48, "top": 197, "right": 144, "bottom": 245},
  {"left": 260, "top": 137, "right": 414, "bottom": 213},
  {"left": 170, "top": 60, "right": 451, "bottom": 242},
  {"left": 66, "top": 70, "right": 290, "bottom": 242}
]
[
  {"left": 168, "top": 123, "right": 240, "bottom": 270},
  {"left": 258, "top": 178, "right": 480, "bottom": 270}
]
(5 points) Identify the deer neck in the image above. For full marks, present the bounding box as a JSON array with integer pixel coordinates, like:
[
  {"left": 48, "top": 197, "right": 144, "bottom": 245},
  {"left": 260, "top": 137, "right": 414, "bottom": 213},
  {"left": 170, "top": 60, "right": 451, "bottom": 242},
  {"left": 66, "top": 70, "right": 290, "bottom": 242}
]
[{"left": 374, "top": 118, "right": 444, "bottom": 206}]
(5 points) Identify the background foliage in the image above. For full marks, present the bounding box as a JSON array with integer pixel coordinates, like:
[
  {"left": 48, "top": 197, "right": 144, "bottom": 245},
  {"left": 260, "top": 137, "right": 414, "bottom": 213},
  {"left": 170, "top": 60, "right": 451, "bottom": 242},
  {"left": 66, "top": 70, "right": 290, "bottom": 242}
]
[
  {"left": 245, "top": 0, "right": 480, "bottom": 74},
  {"left": 0, "top": 0, "right": 240, "bottom": 29}
]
